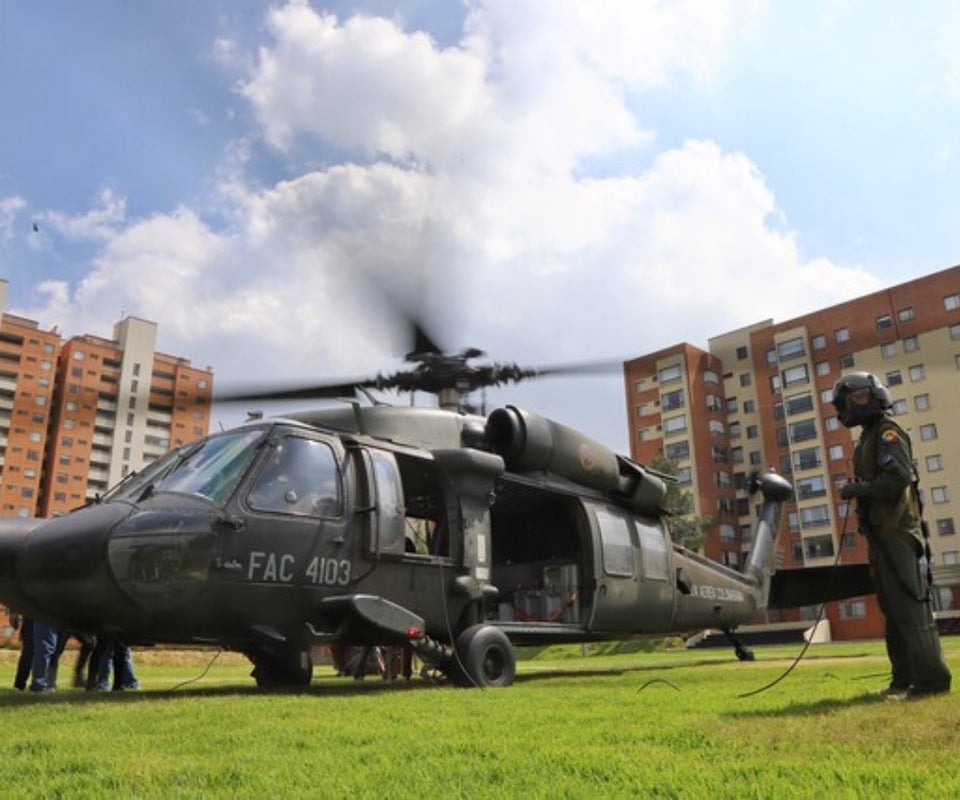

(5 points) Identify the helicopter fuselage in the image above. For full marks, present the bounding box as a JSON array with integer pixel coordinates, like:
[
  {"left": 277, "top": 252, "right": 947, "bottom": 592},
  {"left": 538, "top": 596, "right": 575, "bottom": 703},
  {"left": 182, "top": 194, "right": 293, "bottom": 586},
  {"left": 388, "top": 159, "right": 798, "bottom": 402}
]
[{"left": 0, "top": 404, "right": 796, "bottom": 688}]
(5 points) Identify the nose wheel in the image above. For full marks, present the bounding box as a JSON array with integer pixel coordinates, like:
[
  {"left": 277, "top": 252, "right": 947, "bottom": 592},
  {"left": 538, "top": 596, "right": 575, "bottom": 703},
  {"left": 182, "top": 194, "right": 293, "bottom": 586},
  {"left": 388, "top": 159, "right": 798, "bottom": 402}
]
[{"left": 247, "top": 646, "right": 314, "bottom": 689}]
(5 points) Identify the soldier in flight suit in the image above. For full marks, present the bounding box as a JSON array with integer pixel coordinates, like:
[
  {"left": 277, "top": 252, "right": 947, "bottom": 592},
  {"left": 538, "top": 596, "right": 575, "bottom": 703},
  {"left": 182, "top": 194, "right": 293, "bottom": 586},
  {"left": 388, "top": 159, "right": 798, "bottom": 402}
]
[{"left": 833, "top": 372, "right": 951, "bottom": 699}]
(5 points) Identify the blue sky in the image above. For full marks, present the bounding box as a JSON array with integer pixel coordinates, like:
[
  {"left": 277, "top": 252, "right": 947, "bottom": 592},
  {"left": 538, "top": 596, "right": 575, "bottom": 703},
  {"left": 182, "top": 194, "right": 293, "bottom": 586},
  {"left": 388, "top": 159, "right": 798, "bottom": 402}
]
[{"left": 2, "top": 0, "right": 959, "bottom": 450}]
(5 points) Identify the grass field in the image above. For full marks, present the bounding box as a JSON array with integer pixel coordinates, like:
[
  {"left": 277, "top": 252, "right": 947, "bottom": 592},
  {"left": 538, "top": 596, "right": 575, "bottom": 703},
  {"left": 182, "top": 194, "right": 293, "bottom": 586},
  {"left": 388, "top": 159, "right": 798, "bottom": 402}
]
[{"left": 1, "top": 637, "right": 958, "bottom": 798}]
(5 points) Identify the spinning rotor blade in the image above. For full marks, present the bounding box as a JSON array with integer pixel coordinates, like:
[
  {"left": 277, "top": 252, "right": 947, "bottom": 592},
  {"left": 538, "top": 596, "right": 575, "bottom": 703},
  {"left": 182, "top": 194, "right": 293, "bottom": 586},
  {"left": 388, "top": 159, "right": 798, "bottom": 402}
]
[
  {"left": 515, "top": 357, "right": 628, "bottom": 380},
  {"left": 213, "top": 379, "right": 378, "bottom": 404}
]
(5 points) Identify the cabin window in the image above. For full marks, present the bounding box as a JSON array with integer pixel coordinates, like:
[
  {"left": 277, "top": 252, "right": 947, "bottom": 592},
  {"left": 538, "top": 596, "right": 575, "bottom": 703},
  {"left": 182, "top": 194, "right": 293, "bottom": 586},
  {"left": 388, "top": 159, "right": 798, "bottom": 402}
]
[
  {"left": 636, "top": 521, "right": 669, "bottom": 581},
  {"left": 247, "top": 436, "right": 341, "bottom": 517},
  {"left": 595, "top": 507, "right": 634, "bottom": 577},
  {"left": 369, "top": 451, "right": 406, "bottom": 556}
]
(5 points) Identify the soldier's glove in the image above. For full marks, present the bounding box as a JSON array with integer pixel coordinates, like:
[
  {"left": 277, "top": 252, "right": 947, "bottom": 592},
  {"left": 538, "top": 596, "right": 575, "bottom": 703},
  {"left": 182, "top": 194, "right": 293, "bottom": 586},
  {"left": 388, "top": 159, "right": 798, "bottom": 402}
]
[{"left": 839, "top": 481, "right": 865, "bottom": 500}]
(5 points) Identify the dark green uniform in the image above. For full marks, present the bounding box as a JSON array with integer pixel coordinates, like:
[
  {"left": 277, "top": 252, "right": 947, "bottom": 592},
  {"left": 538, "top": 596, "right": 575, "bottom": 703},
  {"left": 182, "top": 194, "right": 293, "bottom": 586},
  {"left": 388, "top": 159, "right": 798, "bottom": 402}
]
[{"left": 851, "top": 416, "right": 951, "bottom": 695}]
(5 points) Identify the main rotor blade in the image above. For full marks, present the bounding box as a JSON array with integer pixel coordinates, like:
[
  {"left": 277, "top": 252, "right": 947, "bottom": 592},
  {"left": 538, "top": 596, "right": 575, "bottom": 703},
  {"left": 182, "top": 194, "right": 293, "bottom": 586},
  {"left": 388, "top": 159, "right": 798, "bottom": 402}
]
[
  {"left": 522, "top": 357, "right": 627, "bottom": 379},
  {"left": 213, "top": 379, "right": 375, "bottom": 404}
]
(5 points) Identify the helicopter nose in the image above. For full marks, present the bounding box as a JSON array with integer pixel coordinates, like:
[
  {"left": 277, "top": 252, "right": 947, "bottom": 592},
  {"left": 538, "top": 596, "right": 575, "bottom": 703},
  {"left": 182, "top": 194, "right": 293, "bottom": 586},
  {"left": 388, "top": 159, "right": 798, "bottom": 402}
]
[
  {"left": 0, "top": 517, "right": 45, "bottom": 611},
  {"left": 3, "top": 503, "right": 135, "bottom": 630}
]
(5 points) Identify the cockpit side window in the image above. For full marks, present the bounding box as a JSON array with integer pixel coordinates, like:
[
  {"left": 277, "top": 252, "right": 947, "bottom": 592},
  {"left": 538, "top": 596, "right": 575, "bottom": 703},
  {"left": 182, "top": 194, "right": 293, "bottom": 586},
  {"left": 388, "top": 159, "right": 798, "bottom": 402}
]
[{"left": 247, "top": 436, "right": 342, "bottom": 517}]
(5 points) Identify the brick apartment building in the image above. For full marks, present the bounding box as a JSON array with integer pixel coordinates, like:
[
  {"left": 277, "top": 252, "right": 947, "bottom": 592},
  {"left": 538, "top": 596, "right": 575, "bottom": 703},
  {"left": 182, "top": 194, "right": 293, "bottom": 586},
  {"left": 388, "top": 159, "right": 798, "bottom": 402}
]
[
  {"left": 0, "top": 279, "right": 213, "bottom": 520},
  {"left": 625, "top": 263, "right": 960, "bottom": 640}
]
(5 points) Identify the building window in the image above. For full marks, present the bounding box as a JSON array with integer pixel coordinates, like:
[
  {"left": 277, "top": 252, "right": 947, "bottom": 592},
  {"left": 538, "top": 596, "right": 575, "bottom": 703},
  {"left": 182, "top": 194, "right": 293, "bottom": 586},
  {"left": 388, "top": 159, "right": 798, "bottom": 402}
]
[
  {"left": 936, "top": 518, "right": 955, "bottom": 536},
  {"left": 824, "top": 417, "right": 840, "bottom": 432},
  {"left": 777, "top": 337, "right": 806, "bottom": 361},
  {"left": 665, "top": 440, "right": 689, "bottom": 460},
  {"left": 838, "top": 600, "right": 867, "bottom": 619},
  {"left": 828, "top": 444, "right": 845, "bottom": 461},
  {"left": 812, "top": 334, "right": 826, "bottom": 350},
  {"left": 704, "top": 370, "right": 720, "bottom": 385},
  {"left": 898, "top": 307, "right": 915, "bottom": 323},
  {"left": 739, "top": 373, "right": 752, "bottom": 387},
  {"left": 835, "top": 327, "right": 850, "bottom": 343},
  {"left": 662, "top": 389, "right": 684, "bottom": 411},
  {"left": 950, "top": 323, "right": 960, "bottom": 341},
  {"left": 944, "top": 293, "right": 960, "bottom": 311},
  {"left": 743, "top": 399, "right": 755, "bottom": 414},
  {"left": 736, "top": 345, "right": 748, "bottom": 360},
  {"left": 880, "top": 342, "right": 897, "bottom": 359},
  {"left": 903, "top": 335, "right": 919, "bottom": 353},
  {"left": 931, "top": 486, "right": 950, "bottom": 504},
  {"left": 708, "top": 419, "right": 725, "bottom": 436},
  {"left": 793, "top": 447, "right": 821, "bottom": 471},
  {"left": 926, "top": 454, "right": 943, "bottom": 472},
  {"left": 789, "top": 419, "right": 818, "bottom": 443},
  {"left": 914, "top": 393, "right": 930, "bottom": 412},
  {"left": 875, "top": 314, "right": 892, "bottom": 330},
  {"left": 797, "top": 475, "right": 827, "bottom": 499},
  {"left": 891, "top": 399, "right": 907, "bottom": 415},
  {"left": 782, "top": 364, "right": 809, "bottom": 388},
  {"left": 908, "top": 364, "right": 925, "bottom": 382},
  {"left": 659, "top": 364, "right": 682, "bottom": 384},
  {"left": 919, "top": 423, "right": 938, "bottom": 441},
  {"left": 663, "top": 415, "right": 687, "bottom": 436},
  {"left": 815, "top": 360, "right": 831, "bottom": 376},
  {"left": 785, "top": 392, "right": 813, "bottom": 415},
  {"left": 886, "top": 370, "right": 903, "bottom": 386}
]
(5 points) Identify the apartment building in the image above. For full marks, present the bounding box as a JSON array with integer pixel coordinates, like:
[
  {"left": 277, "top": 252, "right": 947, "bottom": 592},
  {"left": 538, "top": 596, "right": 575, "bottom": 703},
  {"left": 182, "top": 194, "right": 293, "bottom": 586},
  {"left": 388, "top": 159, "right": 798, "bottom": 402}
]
[
  {"left": 625, "top": 264, "right": 960, "bottom": 639},
  {"left": 0, "top": 281, "right": 213, "bottom": 518}
]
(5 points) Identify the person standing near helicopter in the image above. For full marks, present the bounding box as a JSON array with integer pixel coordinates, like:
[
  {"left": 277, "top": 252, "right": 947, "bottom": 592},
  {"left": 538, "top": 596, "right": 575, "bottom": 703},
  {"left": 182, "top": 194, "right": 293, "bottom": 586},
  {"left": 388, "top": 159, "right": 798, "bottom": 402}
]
[{"left": 832, "top": 372, "right": 951, "bottom": 699}]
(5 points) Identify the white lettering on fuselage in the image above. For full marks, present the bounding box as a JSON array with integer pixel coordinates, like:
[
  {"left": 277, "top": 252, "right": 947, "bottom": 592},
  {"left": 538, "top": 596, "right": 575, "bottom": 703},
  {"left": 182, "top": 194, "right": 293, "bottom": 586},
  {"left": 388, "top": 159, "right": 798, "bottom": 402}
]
[
  {"left": 245, "top": 551, "right": 353, "bottom": 586},
  {"left": 691, "top": 584, "right": 746, "bottom": 603},
  {"left": 248, "top": 550, "right": 295, "bottom": 583}
]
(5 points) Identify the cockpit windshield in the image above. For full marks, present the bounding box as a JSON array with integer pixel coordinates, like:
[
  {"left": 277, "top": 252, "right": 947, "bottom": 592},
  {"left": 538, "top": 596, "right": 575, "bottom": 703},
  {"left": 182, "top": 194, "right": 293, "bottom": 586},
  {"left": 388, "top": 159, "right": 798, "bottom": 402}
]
[
  {"left": 151, "top": 428, "right": 266, "bottom": 505},
  {"left": 102, "top": 444, "right": 189, "bottom": 502}
]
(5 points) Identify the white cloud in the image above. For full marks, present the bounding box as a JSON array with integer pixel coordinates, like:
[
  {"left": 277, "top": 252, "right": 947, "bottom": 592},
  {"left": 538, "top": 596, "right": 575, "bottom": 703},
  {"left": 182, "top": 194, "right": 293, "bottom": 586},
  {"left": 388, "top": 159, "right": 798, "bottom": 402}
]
[
  {"left": 40, "top": 188, "right": 127, "bottom": 242},
  {"left": 0, "top": 195, "right": 27, "bottom": 246},
  {"left": 14, "top": 0, "right": 889, "bottom": 446}
]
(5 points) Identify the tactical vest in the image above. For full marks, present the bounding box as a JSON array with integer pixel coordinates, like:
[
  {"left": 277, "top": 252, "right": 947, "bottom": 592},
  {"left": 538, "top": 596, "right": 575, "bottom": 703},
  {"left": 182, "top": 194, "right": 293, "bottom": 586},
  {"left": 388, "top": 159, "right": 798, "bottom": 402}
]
[{"left": 854, "top": 417, "right": 922, "bottom": 551}]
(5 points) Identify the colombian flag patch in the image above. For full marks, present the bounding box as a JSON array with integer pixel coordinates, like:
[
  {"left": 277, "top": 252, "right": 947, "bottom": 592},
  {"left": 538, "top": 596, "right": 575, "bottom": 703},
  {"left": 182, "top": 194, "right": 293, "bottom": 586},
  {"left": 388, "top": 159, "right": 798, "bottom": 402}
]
[{"left": 881, "top": 430, "right": 901, "bottom": 445}]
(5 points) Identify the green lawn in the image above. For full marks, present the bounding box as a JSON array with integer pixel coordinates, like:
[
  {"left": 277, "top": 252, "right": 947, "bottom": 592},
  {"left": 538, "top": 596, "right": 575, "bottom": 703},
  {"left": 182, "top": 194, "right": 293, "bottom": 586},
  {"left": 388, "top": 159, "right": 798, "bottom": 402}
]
[{"left": 1, "top": 638, "right": 957, "bottom": 798}]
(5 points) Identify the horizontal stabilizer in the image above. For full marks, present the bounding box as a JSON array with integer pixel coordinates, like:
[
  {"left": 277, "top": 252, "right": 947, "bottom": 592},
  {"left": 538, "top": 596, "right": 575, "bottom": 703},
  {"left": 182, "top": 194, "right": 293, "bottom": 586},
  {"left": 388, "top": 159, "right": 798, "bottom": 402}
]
[{"left": 768, "top": 563, "right": 874, "bottom": 609}]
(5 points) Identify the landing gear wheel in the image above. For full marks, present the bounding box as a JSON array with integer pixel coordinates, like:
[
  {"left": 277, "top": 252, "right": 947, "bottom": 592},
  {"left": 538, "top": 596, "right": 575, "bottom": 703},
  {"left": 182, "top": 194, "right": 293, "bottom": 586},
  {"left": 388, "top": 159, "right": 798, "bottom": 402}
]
[
  {"left": 247, "top": 647, "right": 313, "bottom": 689},
  {"left": 451, "top": 624, "right": 516, "bottom": 688}
]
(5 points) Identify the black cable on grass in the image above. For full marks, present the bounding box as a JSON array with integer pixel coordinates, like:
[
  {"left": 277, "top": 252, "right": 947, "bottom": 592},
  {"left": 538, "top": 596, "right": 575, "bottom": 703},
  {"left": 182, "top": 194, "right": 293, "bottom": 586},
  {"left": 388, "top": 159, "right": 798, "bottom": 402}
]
[
  {"left": 168, "top": 648, "right": 225, "bottom": 691},
  {"left": 737, "top": 499, "right": 853, "bottom": 699},
  {"left": 636, "top": 678, "right": 680, "bottom": 693}
]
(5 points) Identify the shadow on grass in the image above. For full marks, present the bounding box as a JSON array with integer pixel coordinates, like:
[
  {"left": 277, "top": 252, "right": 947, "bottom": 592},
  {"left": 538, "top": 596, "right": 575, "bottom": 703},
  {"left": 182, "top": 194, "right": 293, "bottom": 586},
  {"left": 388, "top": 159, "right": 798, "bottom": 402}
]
[
  {"left": 726, "top": 690, "right": 898, "bottom": 719},
  {"left": 0, "top": 673, "right": 455, "bottom": 707}
]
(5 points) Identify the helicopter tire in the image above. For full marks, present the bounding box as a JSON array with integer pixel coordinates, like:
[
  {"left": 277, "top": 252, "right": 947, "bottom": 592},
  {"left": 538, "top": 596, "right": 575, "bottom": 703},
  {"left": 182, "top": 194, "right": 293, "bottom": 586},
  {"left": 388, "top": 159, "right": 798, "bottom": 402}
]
[
  {"left": 248, "top": 647, "right": 314, "bottom": 689},
  {"left": 450, "top": 624, "right": 516, "bottom": 688}
]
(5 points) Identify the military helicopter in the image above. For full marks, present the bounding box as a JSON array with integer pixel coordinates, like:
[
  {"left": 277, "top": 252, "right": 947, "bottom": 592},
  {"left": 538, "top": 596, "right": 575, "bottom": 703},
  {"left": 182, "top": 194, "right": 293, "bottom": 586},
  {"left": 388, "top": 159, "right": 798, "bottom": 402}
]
[{"left": 0, "top": 321, "right": 872, "bottom": 689}]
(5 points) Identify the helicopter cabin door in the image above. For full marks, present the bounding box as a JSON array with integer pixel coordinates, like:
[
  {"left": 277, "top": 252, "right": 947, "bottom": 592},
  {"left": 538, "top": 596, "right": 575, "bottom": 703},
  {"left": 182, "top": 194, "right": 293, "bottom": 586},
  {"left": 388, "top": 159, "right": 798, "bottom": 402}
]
[
  {"left": 221, "top": 432, "right": 344, "bottom": 615},
  {"left": 587, "top": 502, "right": 674, "bottom": 634}
]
